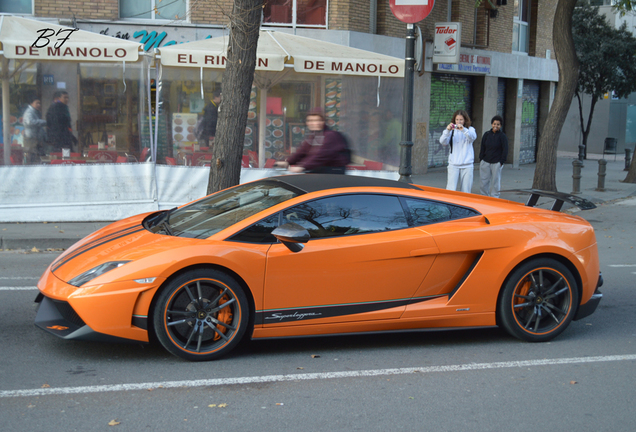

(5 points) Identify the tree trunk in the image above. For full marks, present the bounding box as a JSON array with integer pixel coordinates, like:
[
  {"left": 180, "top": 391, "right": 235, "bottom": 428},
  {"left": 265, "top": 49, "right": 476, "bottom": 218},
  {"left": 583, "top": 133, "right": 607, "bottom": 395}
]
[
  {"left": 577, "top": 92, "right": 598, "bottom": 159},
  {"left": 207, "top": 0, "right": 263, "bottom": 195},
  {"left": 532, "top": 0, "right": 579, "bottom": 191},
  {"left": 624, "top": 147, "right": 636, "bottom": 183}
]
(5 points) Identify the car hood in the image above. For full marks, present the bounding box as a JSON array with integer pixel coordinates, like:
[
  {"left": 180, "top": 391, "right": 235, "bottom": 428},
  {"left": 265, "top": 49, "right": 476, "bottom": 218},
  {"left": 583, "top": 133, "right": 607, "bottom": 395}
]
[{"left": 49, "top": 213, "right": 202, "bottom": 284}]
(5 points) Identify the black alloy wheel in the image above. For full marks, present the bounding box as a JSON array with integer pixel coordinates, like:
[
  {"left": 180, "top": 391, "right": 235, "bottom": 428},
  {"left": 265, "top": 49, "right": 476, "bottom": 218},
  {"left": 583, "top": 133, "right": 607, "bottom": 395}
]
[
  {"left": 499, "top": 258, "right": 579, "bottom": 342},
  {"left": 153, "top": 269, "right": 249, "bottom": 361}
]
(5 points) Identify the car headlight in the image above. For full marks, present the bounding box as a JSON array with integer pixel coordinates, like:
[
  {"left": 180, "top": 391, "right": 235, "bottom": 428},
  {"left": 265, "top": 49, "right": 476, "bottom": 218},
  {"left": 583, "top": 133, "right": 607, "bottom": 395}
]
[{"left": 68, "top": 261, "right": 131, "bottom": 287}]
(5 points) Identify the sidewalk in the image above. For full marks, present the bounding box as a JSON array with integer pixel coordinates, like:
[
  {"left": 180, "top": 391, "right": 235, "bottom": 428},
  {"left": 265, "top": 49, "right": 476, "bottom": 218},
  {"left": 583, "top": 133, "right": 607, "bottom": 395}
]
[{"left": 1, "top": 152, "right": 635, "bottom": 251}]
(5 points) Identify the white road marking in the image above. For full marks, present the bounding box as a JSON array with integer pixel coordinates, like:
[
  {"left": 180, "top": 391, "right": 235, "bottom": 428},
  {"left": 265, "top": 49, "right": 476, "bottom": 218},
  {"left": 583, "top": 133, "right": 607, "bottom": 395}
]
[
  {"left": 1, "top": 354, "right": 635, "bottom": 398},
  {"left": 0, "top": 276, "right": 39, "bottom": 280},
  {"left": 608, "top": 265, "right": 636, "bottom": 267},
  {"left": 0, "top": 286, "right": 38, "bottom": 291}
]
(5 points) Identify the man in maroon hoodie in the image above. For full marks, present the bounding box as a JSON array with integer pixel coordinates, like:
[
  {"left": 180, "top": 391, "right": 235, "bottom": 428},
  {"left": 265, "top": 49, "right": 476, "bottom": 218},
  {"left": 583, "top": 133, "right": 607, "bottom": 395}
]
[{"left": 276, "top": 108, "right": 349, "bottom": 174}]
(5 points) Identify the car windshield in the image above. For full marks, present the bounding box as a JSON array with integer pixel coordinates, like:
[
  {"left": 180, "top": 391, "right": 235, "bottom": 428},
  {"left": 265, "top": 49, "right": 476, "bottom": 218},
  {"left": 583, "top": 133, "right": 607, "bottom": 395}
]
[{"left": 148, "top": 180, "right": 303, "bottom": 239}]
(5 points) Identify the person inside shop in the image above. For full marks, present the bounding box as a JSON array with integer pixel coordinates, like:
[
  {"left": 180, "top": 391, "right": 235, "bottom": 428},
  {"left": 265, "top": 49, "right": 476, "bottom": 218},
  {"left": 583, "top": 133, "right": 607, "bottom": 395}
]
[
  {"left": 46, "top": 90, "right": 77, "bottom": 153},
  {"left": 439, "top": 109, "right": 477, "bottom": 193},
  {"left": 22, "top": 94, "right": 47, "bottom": 164},
  {"left": 275, "top": 108, "right": 350, "bottom": 174},
  {"left": 479, "top": 115, "right": 509, "bottom": 198},
  {"left": 199, "top": 89, "right": 222, "bottom": 147}
]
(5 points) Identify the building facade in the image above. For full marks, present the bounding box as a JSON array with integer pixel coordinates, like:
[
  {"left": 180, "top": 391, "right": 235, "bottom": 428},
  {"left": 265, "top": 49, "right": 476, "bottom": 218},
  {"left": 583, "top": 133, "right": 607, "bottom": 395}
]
[{"left": 1, "top": 0, "right": 559, "bottom": 173}]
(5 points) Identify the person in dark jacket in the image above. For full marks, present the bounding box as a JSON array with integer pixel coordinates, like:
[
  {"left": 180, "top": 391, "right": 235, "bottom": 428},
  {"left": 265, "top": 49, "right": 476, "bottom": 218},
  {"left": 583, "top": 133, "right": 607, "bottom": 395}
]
[
  {"left": 46, "top": 90, "right": 76, "bottom": 152},
  {"left": 479, "top": 115, "right": 509, "bottom": 197},
  {"left": 200, "top": 90, "right": 222, "bottom": 146},
  {"left": 276, "top": 108, "right": 349, "bottom": 174}
]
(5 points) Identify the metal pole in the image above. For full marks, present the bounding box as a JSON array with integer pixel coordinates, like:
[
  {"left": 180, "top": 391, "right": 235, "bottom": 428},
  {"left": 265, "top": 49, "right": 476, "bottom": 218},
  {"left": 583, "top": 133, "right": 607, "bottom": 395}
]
[
  {"left": 398, "top": 23, "right": 415, "bottom": 183},
  {"left": 596, "top": 159, "right": 606, "bottom": 192},
  {"left": 571, "top": 159, "right": 582, "bottom": 195}
]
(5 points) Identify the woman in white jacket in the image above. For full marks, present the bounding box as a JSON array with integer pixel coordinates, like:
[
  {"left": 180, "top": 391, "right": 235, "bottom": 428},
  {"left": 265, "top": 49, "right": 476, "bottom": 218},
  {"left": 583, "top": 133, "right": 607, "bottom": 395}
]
[{"left": 439, "top": 110, "right": 477, "bottom": 193}]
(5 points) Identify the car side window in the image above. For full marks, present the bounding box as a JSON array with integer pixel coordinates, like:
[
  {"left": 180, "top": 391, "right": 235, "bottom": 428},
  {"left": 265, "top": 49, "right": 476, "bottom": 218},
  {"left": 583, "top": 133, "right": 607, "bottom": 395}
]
[
  {"left": 401, "top": 197, "right": 479, "bottom": 226},
  {"left": 228, "top": 213, "right": 281, "bottom": 243},
  {"left": 282, "top": 194, "right": 408, "bottom": 239}
]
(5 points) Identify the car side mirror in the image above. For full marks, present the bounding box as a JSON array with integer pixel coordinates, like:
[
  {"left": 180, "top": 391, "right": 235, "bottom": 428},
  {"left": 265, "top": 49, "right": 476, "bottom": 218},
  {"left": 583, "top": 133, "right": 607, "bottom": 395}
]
[{"left": 272, "top": 222, "right": 310, "bottom": 253}]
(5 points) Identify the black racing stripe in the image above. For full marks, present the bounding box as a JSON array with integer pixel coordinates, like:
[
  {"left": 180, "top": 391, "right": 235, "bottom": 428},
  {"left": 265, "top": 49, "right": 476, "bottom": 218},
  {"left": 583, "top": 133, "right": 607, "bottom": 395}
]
[
  {"left": 51, "top": 224, "right": 141, "bottom": 269},
  {"left": 51, "top": 226, "right": 145, "bottom": 272},
  {"left": 255, "top": 295, "right": 444, "bottom": 325}
]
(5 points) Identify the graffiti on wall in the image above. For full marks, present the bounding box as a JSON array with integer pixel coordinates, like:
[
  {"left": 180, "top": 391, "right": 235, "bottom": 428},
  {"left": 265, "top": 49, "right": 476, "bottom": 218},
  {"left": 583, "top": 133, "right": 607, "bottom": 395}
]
[{"left": 429, "top": 74, "right": 473, "bottom": 167}]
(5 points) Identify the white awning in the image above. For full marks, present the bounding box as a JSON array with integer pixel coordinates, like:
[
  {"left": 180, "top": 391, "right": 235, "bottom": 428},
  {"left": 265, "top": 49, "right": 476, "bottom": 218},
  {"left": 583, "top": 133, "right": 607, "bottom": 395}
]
[
  {"left": 0, "top": 15, "right": 143, "bottom": 62},
  {"left": 157, "top": 30, "right": 404, "bottom": 78}
]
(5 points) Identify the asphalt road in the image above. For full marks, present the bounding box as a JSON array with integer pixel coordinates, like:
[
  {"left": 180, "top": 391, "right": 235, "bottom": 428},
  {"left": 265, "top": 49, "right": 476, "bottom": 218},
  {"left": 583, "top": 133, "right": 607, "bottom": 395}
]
[{"left": 1, "top": 199, "right": 635, "bottom": 431}]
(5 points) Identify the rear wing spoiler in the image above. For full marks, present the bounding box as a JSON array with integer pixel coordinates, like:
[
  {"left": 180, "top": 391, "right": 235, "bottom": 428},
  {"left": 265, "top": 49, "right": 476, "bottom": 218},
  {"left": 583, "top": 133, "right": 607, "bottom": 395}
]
[{"left": 502, "top": 189, "right": 597, "bottom": 211}]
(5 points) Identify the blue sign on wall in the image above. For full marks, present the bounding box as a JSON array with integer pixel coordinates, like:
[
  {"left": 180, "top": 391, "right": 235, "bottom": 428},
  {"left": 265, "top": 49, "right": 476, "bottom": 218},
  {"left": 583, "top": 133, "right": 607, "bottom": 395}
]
[{"left": 43, "top": 75, "right": 54, "bottom": 85}]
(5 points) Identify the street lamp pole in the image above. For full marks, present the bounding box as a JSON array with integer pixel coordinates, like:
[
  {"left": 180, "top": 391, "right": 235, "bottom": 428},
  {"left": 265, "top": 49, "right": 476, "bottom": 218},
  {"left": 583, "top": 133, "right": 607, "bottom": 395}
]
[{"left": 398, "top": 23, "right": 416, "bottom": 183}]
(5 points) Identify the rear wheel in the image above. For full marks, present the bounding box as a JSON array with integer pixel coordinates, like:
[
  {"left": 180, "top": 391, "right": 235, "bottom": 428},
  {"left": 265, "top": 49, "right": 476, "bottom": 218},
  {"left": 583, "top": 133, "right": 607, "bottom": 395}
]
[
  {"left": 153, "top": 269, "right": 249, "bottom": 361},
  {"left": 499, "top": 258, "right": 579, "bottom": 342}
]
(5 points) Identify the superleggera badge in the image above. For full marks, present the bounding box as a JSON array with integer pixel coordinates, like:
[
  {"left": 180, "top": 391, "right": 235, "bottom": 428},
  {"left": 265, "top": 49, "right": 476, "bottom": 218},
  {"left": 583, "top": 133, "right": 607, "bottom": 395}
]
[{"left": 265, "top": 312, "right": 322, "bottom": 321}]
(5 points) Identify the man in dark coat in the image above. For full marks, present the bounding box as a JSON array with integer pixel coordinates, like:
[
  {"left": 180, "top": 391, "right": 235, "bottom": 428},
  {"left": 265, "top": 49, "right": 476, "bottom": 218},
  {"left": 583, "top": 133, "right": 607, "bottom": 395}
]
[
  {"left": 277, "top": 108, "right": 349, "bottom": 174},
  {"left": 200, "top": 90, "right": 222, "bottom": 146},
  {"left": 479, "top": 115, "right": 509, "bottom": 197},
  {"left": 46, "top": 90, "right": 77, "bottom": 152}
]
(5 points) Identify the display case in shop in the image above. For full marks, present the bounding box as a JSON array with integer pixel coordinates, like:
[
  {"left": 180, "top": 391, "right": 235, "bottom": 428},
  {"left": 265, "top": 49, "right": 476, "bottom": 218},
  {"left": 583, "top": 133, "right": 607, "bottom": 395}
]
[{"left": 324, "top": 78, "right": 342, "bottom": 130}]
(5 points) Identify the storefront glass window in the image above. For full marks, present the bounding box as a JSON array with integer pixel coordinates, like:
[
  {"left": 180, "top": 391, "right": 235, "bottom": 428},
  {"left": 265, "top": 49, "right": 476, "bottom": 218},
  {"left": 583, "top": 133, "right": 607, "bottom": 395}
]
[
  {"left": 120, "top": 0, "right": 188, "bottom": 20},
  {"left": 263, "top": 0, "right": 328, "bottom": 27},
  {"left": 155, "top": 67, "right": 403, "bottom": 170},
  {"left": 0, "top": 0, "right": 32, "bottom": 14},
  {"left": 1, "top": 58, "right": 150, "bottom": 166}
]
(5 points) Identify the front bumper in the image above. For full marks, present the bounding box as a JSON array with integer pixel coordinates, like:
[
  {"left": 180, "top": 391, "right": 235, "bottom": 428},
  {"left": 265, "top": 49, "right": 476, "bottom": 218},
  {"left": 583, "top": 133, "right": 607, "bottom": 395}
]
[
  {"left": 34, "top": 294, "right": 137, "bottom": 344},
  {"left": 573, "top": 272, "right": 603, "bottom": 321}
]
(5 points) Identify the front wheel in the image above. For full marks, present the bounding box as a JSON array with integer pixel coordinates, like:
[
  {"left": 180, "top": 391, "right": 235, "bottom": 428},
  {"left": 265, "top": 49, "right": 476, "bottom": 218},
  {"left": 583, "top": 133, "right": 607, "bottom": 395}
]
[
  {"left": 153, "top": 269, "right": 249, "bottom": 361},
  {"left": 498, "top": 258, "right": 579, "bottom": 342}
]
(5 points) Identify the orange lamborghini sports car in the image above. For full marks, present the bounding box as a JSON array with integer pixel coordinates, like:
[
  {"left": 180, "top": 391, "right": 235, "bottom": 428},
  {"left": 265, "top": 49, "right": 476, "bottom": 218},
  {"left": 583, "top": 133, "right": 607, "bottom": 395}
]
[{"left": 35, "top": 175, "right": 603, "bottom": 361}]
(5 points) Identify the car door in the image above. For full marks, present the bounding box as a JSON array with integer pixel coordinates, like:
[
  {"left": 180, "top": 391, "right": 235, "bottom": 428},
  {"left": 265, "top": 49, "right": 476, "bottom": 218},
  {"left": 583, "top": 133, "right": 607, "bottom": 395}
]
[{"left": 261, "top": 193, "right": 440, "bottom": 327}]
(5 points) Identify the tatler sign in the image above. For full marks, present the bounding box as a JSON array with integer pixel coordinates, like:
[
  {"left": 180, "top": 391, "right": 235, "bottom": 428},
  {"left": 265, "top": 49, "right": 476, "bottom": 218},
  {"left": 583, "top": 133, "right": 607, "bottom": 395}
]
[{"left": 433, "top": 22, "right": 461, "bottom": 64}]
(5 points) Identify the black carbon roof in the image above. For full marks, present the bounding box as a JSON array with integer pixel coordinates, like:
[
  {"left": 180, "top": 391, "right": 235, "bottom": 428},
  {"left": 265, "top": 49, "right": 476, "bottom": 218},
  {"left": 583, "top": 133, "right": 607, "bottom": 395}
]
[{"left": 270, "top": 174, "right": 420, "bottom": 193}]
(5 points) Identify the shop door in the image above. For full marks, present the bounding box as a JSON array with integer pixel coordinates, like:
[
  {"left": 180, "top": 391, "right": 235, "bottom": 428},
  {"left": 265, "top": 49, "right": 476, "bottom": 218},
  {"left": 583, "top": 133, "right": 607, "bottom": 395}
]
[
  {"left": 429, "top": 73, "right": 474, "bottom": 168},
  {"left": 521, "top": 80, "right": 540, "bottom": 164}
]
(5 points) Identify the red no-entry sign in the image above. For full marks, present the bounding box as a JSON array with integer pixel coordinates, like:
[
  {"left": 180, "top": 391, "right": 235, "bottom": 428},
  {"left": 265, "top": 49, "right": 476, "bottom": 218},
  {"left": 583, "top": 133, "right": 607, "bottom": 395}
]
[{"left": 389, "top": 0, "right": 436, "bottom": 23}]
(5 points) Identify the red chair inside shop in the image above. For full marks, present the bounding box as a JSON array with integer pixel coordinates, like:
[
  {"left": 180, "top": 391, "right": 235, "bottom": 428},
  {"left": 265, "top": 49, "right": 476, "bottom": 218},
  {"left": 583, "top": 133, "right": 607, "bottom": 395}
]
[
  {"left": 247, "top": 150, "right": 258, "bottom": 168},
  {"left": 241, "top": 155, "right": 250, "bottom": 168},
  {"left": 264, "top": 158, "right": 277, "bottom": 168},
  {"left": 193, "top": 153, "right": 212, "bottom": 166},
  {"left": 363, "top": 160, "right": 384, "bottom": 170},
  {"left": 199, "top": 147, "right": 209, "bottom": 151},
  {"left": 346, "top": 164, "right": 367, "bottom": 170},
  {"left": 165, "top": 157, "right": 177, "bottom": 165},
  {"left": 88, "top": 150, "right": 118, "bottom": 162},
  {"left": 116, "top": 156, "right": 128, "bottom": 163},
  {"left": 89, "top": 145, "right": 98, "bottom": 149},
  {"left": 140, "top": 147, "right": 150, "bottom": 162}
]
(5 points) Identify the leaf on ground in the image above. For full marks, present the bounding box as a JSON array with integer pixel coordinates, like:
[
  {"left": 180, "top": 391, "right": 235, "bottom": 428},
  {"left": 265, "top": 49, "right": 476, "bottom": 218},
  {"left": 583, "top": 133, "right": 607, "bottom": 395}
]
[
  {"left": 218, "top": 403, "right": 228, "bottom": 408},
  {"left": 208, "top": 404, "right": 217, "bottom": 408},
  {"left": 570, "top": 380, "right": 578, "bottom": 385},
  {"left": 59, "top": 230, "right": 65, "bottom": 233},
  {"left": 311, "top": 354, "right": 320, "bottom": 358},
  {"left": 31, "top": 247, "right": 39, "bottom": 253},
  {"left": 108, "top": 420, "right": 120, "bottom": 426},
  {"left": 276, "top": 403, "right": 284, "bottom": 406},
  {"left": 41, "top": 383, "right": 50, "bottom": 388},
  {"left": 297, "top": 367, "right": 304, "bottom": 370}
]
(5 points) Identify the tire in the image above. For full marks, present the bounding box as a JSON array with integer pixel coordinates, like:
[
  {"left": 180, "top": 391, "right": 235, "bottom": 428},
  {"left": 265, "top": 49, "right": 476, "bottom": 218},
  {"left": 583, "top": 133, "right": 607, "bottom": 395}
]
[
  {"left": 153, "top": 269, "right": 249, "bottom": 361},
  {"left": 498, "top": 258, "right": 579, "bottom": 342}
]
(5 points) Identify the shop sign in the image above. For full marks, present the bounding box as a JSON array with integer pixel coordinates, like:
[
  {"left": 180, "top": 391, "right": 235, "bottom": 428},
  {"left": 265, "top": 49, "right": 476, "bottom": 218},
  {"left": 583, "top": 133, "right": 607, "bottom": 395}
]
[
  {"left": 433, "top": 22, "right": 461, "bottom": 64},
  {"left": 43, "top": 75, "right": 54, "bottom": 85},
  {"left": 296, "top": 59, "right": 402, "bottom": 76},
  {"left": 436, "top": 53, "right": 491, "bottom": 75}
]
